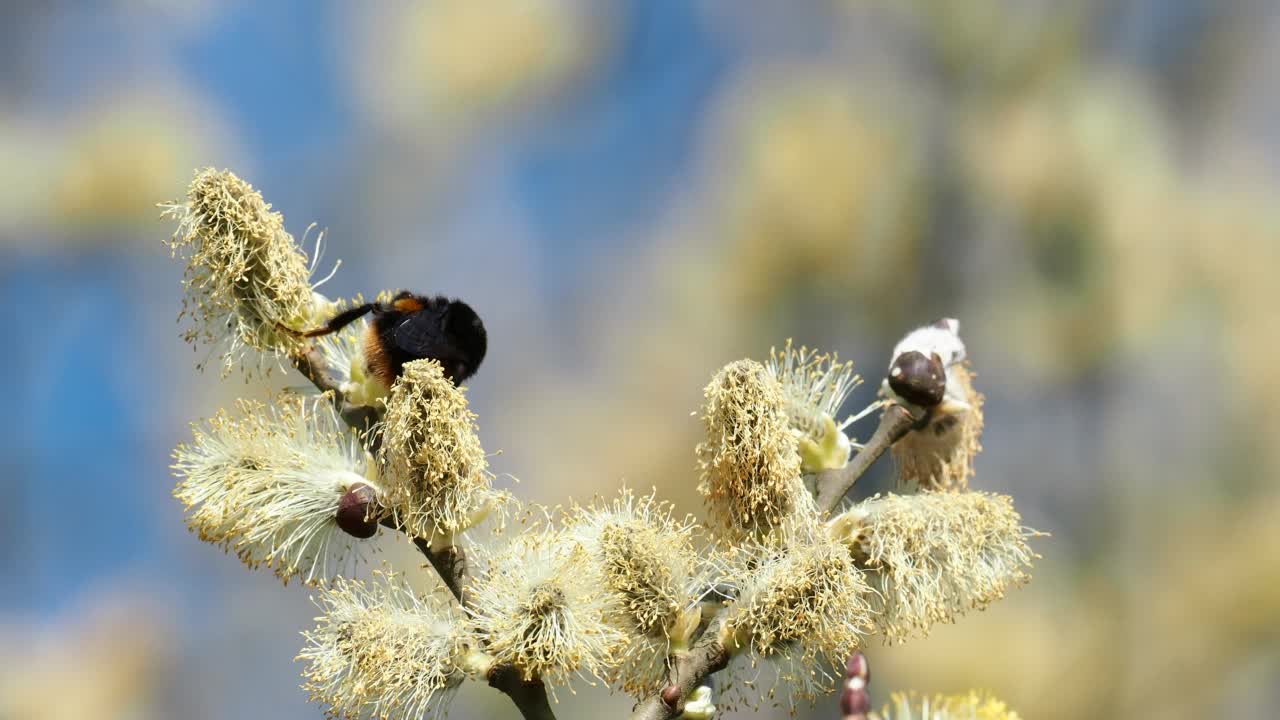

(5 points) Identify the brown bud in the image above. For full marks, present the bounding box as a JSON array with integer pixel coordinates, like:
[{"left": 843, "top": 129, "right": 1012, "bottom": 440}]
[
  {"left": 845, "top": 651, "right": 869, "bottom": 683},
  {"left": 336, "top": 483, "right": 379, "bottom": 539},
  {"left": 840, "top": 652, "right": 872, "bottom": 718},
  {"left": 840, "top": 686, "right": 872, "bottom": 716},
  {"left": 661, "top": 684, "right": 682, "bottom": 709},
  {"left": 888, "top": 350, "right": 945, "bottom": 407}
]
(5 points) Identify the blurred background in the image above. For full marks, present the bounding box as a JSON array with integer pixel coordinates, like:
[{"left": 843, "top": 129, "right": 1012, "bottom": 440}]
[{"left": 2, "top": 1, "right": 1278, "bottom": 718}]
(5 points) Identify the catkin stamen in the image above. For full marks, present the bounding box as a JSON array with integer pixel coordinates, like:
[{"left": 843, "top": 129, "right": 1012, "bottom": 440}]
[
  {"left": 162, "top": 168, "right": 332, "bottom": 375},
  {"left": 379, "top": 359, "right": 505, "bottom": 541},
  {"left": 697, "top": 360, "right": 813, "bottom": 540}
]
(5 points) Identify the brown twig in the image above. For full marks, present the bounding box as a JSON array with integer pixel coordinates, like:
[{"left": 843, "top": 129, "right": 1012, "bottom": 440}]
[
  {"left": 815, "top": 403, "right": 922, "bottom": 514},
  {"left": 414, "top": 537, "right": 468, "bottom": 605},
  {"left": 488, "top": 666, "right": 558, "bottom": 720},
  {"left": 294, "top": 341, "right": 557, "bottom": 720},
  {"left": 630, "top": 626, "right": 730, "bottom": 720},
  {"left": 292, "top": 344, "right": 382, "bottom": 437}
]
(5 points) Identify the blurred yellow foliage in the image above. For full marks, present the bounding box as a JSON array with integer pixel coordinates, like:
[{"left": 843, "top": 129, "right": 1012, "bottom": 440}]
[
  {"left": 878, "top": 493, "right": 1280, "bottom": 720},
  {"left": 711, "top": 66, "right": 923, "bottom": 309},
  {"left": 1, "top": 89, "right": 227, "bottom": 240},
  {"left": 0, "top": 595, "right": 172, "bottom": 720},
  {"left": 965, "top": 78, "right": 1195, "bottom": 376},
  {"left": 352, "top": 0, "right": 606, "bottom": 134}
]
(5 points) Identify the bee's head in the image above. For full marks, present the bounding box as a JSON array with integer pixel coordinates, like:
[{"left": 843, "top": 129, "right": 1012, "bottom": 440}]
[
  {"left": 390, "top": 291, "right": 426, "bottom": 313},
  {"left": 440, "top": 300, "right": 487, "bottom": 382}
]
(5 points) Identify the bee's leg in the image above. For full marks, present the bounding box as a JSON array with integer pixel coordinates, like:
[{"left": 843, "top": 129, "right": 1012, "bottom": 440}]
[{"left": 284, "top": 303, "right": 379, "bottom": 338}]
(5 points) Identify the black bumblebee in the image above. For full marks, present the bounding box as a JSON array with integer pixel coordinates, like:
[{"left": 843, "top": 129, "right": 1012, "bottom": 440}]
[{"left": 297, "top": 291, "right": 486, "bottom": 387}]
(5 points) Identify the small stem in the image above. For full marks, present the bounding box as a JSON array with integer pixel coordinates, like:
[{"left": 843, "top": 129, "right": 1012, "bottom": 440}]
[
  {"left": 291, "top": 343, "right": 381, "bottom": 442},
  {"left": 292, "top": 343, "right": 345, "bottom": 396},
  {"left": 489, "top": 666, "right": 558, "bottom": 720},
  {"left": 815, "top": 403, "right": 921, "bottom": 514},
  {"left": 415, "top": 537, "right": 467, "bottom": 605},
  {"left": 630, "top": 624, "right": 730, "bottom": 720},
  {"left": 374, "top": 518, "right": 468, "bottom": 605}
]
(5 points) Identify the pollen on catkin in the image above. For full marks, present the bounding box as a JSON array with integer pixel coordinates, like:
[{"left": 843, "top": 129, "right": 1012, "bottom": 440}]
[
  {"left": 378, "top": 359, "right": 503, "bottom": 542},
  {"left": 566, "top": 490, "right": 701, "bottom": 694},
  {"left": 466, "top": 528, "right": 626, "bottom": 686},
  {"left": 162, "top": 168, "right": 335, "bottom": 375},
  {"left": 172, "top": 395, "right": 385, "bottom": 585},
  {"left": 299, "top": 573, "right": 475, "bottom": 720},
  {"left": 718, "top": 535, "right": 873, "bottom": 706},
  {"left": 877, "top": 691, "right": 1022, "bottom": 720},
  {"left": 837, "top": 492, "right": 1037, "bottom": 643},
  {"left": 697, "top": 359, "right": 813, "bottom": 540},
  {"left": 766, "top": 340, "right": 866, "bottom": 473},
  {"left": 892, "top": 362, "right": 985, "bottom": 492}
]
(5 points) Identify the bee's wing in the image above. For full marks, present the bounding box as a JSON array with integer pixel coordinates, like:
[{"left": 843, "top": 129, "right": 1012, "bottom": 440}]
[
  {"left": 391, "top": 307, "right": 450, "bottom": 355},
  {"left": 392, "top": 306, "right": 482, "bottom": 382}
]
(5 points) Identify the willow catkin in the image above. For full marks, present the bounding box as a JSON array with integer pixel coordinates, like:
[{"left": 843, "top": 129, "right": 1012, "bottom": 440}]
[
  {"left": 466, "top": 529, "right": 625, "bottom": 685},
  {"left": 839, "top": 491, "right": 1037, "bottom": 643},
  {"left": 162, "top": 168, "right": 332, "bottom": 374},
  {"left": 766, "top": 340, "right": 869, "bottom": 473},
  {"left": 299, "top": 574, "right": 471, "bottom": 719},
  {"left": 172, "top": 395, "right": 383, "bottom": 585},
  {"left": 892, "top": 362, "right": 985, "bottom": 492},
  {"left": 566, "top": 490, "right": 700, "bottom": 694},
  {"left": 719, "top": 534, "right": 873, "bottom": 706},
  {"left": 378, "top": 359, "right": 504, "bottom": 542},
  {"left": 697, "top": 359, "right": 813, "bottom": 540},
  {"left": 878, "top": 691, "right": 1022, "bottom": 720}
]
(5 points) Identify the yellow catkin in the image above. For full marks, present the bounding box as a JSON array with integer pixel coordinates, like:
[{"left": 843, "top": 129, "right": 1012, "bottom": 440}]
[
  {"left": 162, "top": 168, "right": 326, "bottom": 374},
  {"left": 378, "top": 359, "right": 502, "bottom": 541},
  {"left": 720, "top": 535, "right": 873, "bottom": 706},
  {"left": 466, "top": 529, "right": 625, "bottom": 685},
  {"left": 766, "top": 340, "right": 863, "bottom": 467},
  {"left": 844, "top": 492, "right": 1037, "bottom": 643},
  {"left": 697, "top": 359, "right": 812, "bottom": 540},
  {"left": 892, "top": 363, "right": 984, "bottom": 492},
  {"left": 172, "top": 395, "right": 380, "bottom": 585},
  {"left": 878, "top": 691, "right": 1022, "bottom": 720},
  {"left": 299, "top": 574, "right": 469, "bottom": 719},
  {"left": 566, "top": 490, "right": 700, "bottom": 694}
]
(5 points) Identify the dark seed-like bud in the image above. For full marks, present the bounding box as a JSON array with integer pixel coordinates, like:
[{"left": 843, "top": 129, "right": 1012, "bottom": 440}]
[
  {"left": 888, "top": 350, "right": 945, "bottom": 407},
  {"left": 839, "top": 652, "right": 872, "bottom": 718},
  {"left": 840, "top": 686, "right": 872, "bottom": 716},
  {"left": 845, "top": 652, "right": 869, "bottom": 683},
  {"left": 661, "top": 685, "right": 682, "bottom": 709},
  {"left": 336, "top": 483, "right": 379, "bottom": 539}
]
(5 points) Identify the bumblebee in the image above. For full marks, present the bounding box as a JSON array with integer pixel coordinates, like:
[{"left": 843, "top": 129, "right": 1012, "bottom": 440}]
[
  {"left": 298, "top": 291, "right": 486, "bottom": 386},
  {"left": 885, "top": 318, "right": 970, "bottom": 412}
]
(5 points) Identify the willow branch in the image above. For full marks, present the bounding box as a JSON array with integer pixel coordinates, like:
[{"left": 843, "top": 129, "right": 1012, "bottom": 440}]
[
  {"left": 630, "top": 625, "right": 731, "bottom": 720},
  {"left": 815, "top": 403, "right": 921, "bottom": 514},
  {"left": 294, "top": 342, "right": 556, "bottom": 720},
  {"left": 416, "top": 537, "right": 467, "bottom": 605},
  {"left": 291, "top": 343, "right": 381, "bottom": 434},
  {"left": 292, "top": 343, "right": 345, "bottom": 396},
  {"left": 488, "top": 666, "right": 558, "bottom": 720}
]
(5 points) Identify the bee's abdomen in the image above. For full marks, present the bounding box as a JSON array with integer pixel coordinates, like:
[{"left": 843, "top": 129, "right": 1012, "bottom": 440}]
[{"left": 363, "top": 319, "right": 396, "bottom": 389}]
